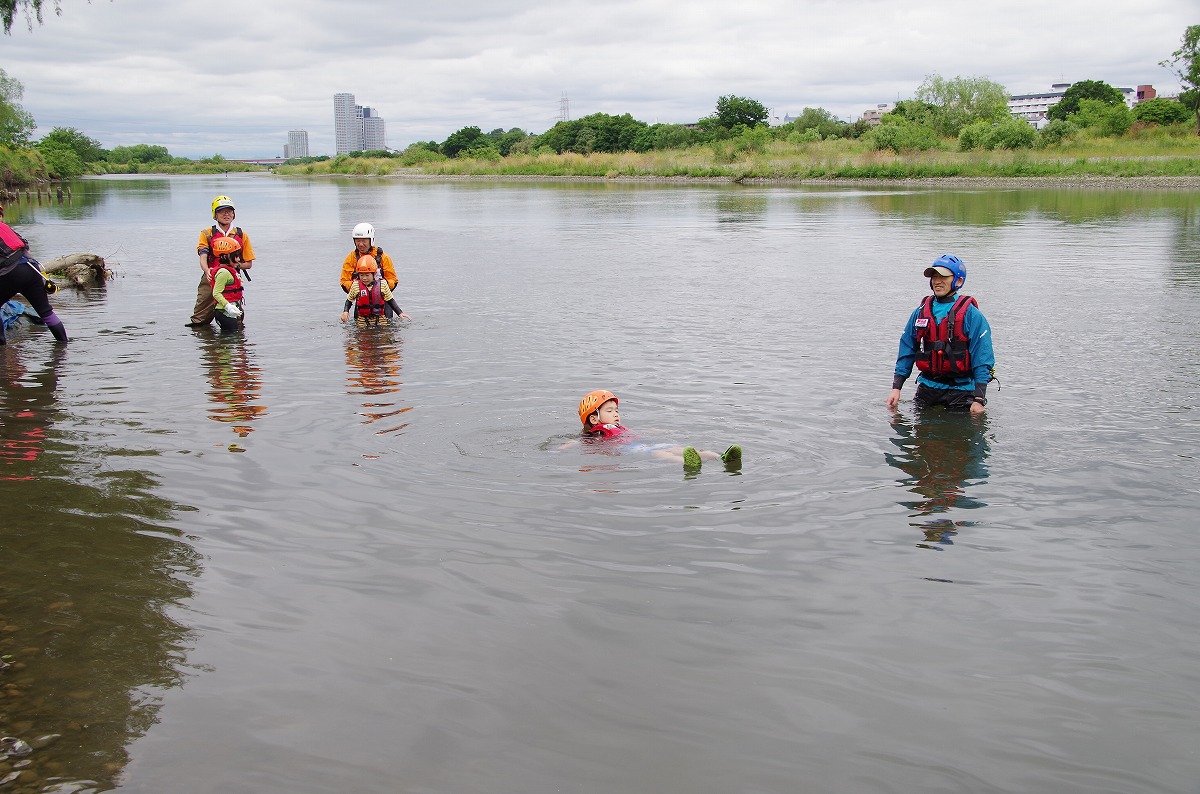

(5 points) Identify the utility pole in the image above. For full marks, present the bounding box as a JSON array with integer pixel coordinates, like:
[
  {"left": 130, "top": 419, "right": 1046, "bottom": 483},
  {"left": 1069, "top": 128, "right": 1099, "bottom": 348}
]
[{"left": 559, "top": 92, "right": 571, "bottom": 123}]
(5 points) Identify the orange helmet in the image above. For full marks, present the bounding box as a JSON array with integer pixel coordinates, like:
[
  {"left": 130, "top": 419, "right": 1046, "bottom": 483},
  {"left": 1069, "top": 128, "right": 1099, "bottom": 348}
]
[
  {"left": 211, "top": 237, "right": 242, "bottom": 257},
  {"left": 356, "top": 255, "right": 378, "bottom": 274},
  {"left": 578, "top": 390, "right": 617, "bottom": 428}
]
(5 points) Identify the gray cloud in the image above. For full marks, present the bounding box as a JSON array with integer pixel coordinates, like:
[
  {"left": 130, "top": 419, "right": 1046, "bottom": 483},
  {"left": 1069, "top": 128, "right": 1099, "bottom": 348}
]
[{"left": 5, "top": 0, "right": 1192, "bottom": 157}]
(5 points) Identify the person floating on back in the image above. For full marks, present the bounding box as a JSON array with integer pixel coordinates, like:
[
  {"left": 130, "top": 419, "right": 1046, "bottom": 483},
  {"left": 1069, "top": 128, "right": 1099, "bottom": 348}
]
[
  {"left": 341, "top": 255, "right": 410, "bottom": 327},
  {"left": 209, "top": 237, "right": 246, "bottom": 333},
  {"left": 0, "top": 203, "right": 68, "bottom": 346},
  {"left": 576, "top": 389, "right": 742, "bottom": 472},
  {"left": 190, "top": 195, "right": 256, "bottom": 327},
  {"left": 886, "top": 254, "right": 995, "bottom": 415}
]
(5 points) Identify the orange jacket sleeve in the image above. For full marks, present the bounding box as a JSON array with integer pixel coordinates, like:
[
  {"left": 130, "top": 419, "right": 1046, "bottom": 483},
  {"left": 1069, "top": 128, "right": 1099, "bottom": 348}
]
[
  {"left": 378, "top": 252, "right": 398, "bottom": 290},
  {"left": 339, "top": 251, "right": 357, "bottom": 293}
]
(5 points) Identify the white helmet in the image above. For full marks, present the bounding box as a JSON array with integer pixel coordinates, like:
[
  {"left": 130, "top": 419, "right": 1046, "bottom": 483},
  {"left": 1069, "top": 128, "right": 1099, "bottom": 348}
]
[{"left": 351, "top": 222, "right": 375, "bottom": 243}]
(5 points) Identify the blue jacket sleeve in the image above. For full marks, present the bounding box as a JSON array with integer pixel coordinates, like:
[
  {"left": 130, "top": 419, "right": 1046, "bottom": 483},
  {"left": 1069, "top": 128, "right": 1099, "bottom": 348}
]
[
  {"left": 892, "top": 306, "right": 921, "bottom": 386},
  {"left": 965, "top": 306, "right": 995, "bottom": 393}
]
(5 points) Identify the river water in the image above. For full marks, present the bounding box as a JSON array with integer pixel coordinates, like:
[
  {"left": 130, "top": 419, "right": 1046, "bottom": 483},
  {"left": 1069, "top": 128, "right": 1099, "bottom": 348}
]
[{"left": 1, "top": 174, "right": 1198, "bottom": 793}]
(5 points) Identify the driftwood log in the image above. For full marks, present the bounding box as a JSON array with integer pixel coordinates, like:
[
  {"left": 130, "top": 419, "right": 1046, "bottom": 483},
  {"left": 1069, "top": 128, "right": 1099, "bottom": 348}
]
[{"left": 40, "top": 253, "right": 111, "bottom": 287}]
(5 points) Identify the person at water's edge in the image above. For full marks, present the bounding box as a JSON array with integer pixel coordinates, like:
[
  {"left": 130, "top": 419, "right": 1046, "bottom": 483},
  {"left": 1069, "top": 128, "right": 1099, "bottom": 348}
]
[
  {"left": 0, "top": 203, "right": 68, "bottom": 345},
  {"left": 887, "top": 254, "right": 995, "bottom": 415}
]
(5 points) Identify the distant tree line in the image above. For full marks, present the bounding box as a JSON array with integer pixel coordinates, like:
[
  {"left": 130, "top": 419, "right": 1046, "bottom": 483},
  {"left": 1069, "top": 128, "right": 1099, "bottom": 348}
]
[
  {"left": 5, "top": 23, "right": 1199, "bottom": 185},
  {"left": 865, "top": 70, "right": 1199, "bottom": 155}
]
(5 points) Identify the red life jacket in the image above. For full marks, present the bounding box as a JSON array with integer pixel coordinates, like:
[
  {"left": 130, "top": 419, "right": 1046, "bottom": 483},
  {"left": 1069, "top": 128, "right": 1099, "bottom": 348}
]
[
  {"left": 354, "top": 279, "right": 385, "bottom": 322},
  {"left": 206, "top": 226, "right": 244, "bottom": 267},
  {"left": 586, "top": 423, "right": 628, "bottom": 439},
  {"left": 0, "top": 222, "right": 30, "bottom": 274},
  {"left": 914, "top": 294, "right": 977, "bottom": 379},
  {"left": 210, "top": 264, "right": 243, "bottom": 304}
]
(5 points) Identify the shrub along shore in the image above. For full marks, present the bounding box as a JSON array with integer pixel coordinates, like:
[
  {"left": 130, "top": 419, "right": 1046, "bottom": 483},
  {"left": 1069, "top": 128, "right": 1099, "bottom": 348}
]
[{"left": 273, "top": 133, "right": 1200, "bottom": 187}]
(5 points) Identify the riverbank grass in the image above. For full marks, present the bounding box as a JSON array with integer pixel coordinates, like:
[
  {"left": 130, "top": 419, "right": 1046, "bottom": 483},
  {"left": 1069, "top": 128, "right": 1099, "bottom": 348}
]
[{"left": 274, "top": 130, "right": 1200, "bottom": 181}]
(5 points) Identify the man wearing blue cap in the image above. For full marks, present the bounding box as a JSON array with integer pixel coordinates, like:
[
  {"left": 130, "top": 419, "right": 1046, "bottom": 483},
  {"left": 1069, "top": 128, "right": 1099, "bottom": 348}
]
[{"left": 886, "top": 255, "right": 995, "bottom": 414}]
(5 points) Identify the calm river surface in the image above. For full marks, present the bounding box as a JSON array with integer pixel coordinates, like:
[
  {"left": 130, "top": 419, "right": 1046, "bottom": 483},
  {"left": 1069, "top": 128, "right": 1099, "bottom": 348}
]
[{"left": 1, "top": 174, "right": 1199, "bottom": 793}]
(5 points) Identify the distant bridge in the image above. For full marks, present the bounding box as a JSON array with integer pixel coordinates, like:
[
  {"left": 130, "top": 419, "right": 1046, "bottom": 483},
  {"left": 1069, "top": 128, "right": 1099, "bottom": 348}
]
[{"left": 230, "top": 158, "right": 289, "bottom": 166}]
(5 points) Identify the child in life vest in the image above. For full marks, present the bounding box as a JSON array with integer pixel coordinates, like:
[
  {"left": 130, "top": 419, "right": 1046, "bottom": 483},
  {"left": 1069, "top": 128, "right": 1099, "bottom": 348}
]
[
  {"left": 209, "top": 237, "right": 246, "bottom": 333},
  {"left": 340, "top": 255, "right": 410, "bottom": 327},
  {"left": 576, "top": 390, "right": 742, "bottom": 471}
]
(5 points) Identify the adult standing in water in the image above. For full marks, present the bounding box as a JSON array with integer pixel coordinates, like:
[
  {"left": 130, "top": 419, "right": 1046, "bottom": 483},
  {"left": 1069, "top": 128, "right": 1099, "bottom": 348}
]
[
  {"left": 339, "top": 223, "right": 398, "bottom": 294},
  {"left": 188, "top": 195, "right": 255, "bottom": 327},
  {"left": 886, "top": 255, "right": 994, "bottom": 415},
  {"left": 0, "top": 203, "right": 68, "bottom": 346}
]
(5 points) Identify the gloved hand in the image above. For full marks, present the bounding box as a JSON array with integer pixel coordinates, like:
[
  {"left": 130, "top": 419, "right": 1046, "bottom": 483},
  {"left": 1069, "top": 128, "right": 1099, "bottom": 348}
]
[{"left": 222, "top": 303, "right": 243, "bottom": 319}]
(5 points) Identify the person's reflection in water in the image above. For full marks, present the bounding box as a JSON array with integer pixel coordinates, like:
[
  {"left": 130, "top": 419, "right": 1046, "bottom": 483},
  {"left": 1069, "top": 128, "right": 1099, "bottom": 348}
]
[
  {"left": 0, "top": 346, "right": 65, "bottom": 481},
  {"left": 201, "top": 335, "right": 267, "bottom": 439},
  {"left": 1, "top": 348, "right": 199, "bottom": 791},
  {"left": 344, "top": 329, "right": 411, "bottom": 435},
  {"left": 886, "top": 409, "right": 990, "bottom": 550}
]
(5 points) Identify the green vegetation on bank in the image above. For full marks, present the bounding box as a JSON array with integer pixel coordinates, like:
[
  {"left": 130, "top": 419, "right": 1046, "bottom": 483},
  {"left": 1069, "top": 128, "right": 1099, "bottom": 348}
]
[{"left": 276, "top": 122, "right": 1200, "bottom": 181}]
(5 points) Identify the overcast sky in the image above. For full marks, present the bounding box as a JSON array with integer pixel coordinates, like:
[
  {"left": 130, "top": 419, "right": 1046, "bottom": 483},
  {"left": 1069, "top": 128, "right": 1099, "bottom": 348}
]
[{"left": 3, "top": 0, "right": 1194, "bottom": 158}]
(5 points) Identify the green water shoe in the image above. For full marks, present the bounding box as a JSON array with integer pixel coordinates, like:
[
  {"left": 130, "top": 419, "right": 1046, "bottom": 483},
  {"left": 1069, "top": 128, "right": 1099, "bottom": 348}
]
[{"left": 722, "top": 444, "right": 742, "bottom": 470}]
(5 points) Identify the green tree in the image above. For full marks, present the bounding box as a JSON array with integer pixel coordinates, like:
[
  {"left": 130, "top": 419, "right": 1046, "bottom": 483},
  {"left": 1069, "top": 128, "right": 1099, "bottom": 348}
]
[
  {"left": 864, "top": 115, "right": 942, "bottom": 153},
  {"left": 484, "top": 127, "right": 530, "bottom": 157},
  {"left": 0, "top": 68, "right": 35, "bottom": 147},
  {"left": 886, "top": 99, "right": 940, "bottom": 128},
  {"left": 788, "top": 107, "right": 847, "bottom": 139},
  {"left": 1068, "top": 98, "right": 1133, "bottom": 136},
  {"left": 2, "top": 0, "right": 51, "bottom": 34},
  {"left": 107, "top": 143, "right": 171, "bottom": 165},
  {"left": 461, "top": 143, "right": 501, "bottom": 161},
  {"left": 711, "top": 95, "right": 769, "bottom": 129},
  {"left": 1047, "top": 80, "right": 1125, "bottom": 122},
  {"left": 915, "top": 74, "right": 1010, "bottom": 137},
  {"left": 1, "top": 0, "right": 105, "bottom": 35},
  {"left": 650, "top": 123, "right": 695, "bottom": 150},
  {"left": 1132, "top": 97, "right": 1193, "bottom": 126},
  {"left": 1160, "top": 25, "right": 1200, "bottom": 135},
  {"left": 38, "top": 144, "right": 84, "bottom": 178},
  {"left": 534, "top": 113, "right": 649, "bottom": 154},
  {"left": 441, "top": 126, "right": 486, "bottom": 158},
  {"left": 1035, "top": 119, "right": 1077, "bottom": 148},
  {"left": 37, "top": 126, "right": 106, "bottom": 162}
]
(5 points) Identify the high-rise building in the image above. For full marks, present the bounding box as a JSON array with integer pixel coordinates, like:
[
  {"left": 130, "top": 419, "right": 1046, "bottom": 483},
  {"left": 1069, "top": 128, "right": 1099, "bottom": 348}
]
[
  {"left": 334, "top": 92, "right": 360, "bottom": 154},
  {"left": 361, "top": 108, "right": 387, "bottom": 151},
  {"left": 287, "top": 130, "right": 310, "bottom": 159},
  {"left": 334, "top": 92, "right": 387, "bottom": 154}
]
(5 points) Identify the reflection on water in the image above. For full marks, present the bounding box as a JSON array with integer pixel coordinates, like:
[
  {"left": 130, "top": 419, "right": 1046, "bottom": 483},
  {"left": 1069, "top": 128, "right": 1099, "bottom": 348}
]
[
  {"left": 5, "top": 176, "right": 1200, "bottom": 794},
  {"left": 0, "top": 350, "right": 62, "bottom": 482},
  {"left": 0, "top": 347, "right": 198, "bottom": 792},
  {"left": 200, "top": 334, "right": 267, "bottom": 439},
  {"left": 343, "top": 329, "right": 410, "bottom": 436},
  {"left": 857, "top": 186, "right": 1200, "bottom": 226},
  {"left": 885, "top": 409, "right": 991, "bottom": 550}
]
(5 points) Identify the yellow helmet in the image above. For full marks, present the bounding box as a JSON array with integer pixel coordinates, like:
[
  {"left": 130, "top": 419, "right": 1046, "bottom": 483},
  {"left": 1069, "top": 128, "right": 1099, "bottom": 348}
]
[
  {"left": 578, "top": 390, "right": 617, "bottom": 428},
  {"left": 211, "top": 195, "right": 235, "bottom": 216}
]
